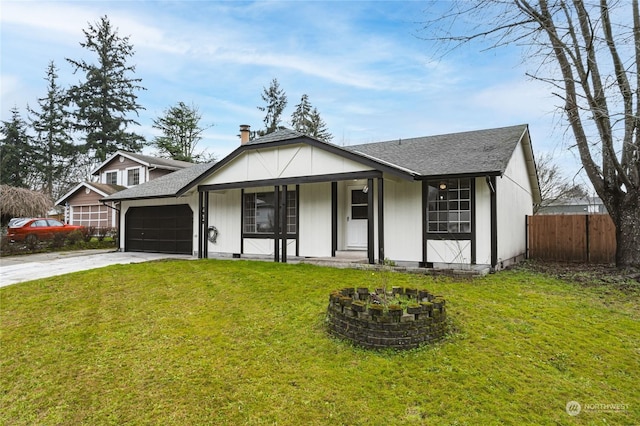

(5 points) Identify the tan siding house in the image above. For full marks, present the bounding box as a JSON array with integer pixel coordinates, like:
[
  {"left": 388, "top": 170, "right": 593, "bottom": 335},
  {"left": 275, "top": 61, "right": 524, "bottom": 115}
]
[{"left": 56, "top": 151, "right": 194, "bottom": 229}]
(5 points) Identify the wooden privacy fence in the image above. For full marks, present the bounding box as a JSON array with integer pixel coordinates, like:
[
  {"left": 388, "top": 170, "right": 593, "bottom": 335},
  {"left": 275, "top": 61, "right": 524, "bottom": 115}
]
[{"left": 526, "top": 214, "right": 616, "bottom": 263}]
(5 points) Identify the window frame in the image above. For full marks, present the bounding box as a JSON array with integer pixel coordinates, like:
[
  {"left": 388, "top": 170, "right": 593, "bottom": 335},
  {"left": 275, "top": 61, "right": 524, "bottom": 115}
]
[
  {"left": 242, "top": 189, "right": 298, "bottom": 237},
  {"left": 127, "top": 167, "right": 141, "bottom": 186},
  {"left": 105, "top": 170, "right": 118, "bottom": 185},
  {"left": 426, "top": 178, "right": 473, "bottom": 238}
]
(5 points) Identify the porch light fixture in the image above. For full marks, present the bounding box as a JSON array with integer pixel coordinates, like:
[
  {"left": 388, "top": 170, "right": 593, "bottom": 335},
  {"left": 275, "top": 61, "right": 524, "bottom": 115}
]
[
  {"left": 439, "top": 182, "right": 447, "bottom": 190},
  {"left": 362, "top": 186, "right": 369, "bottom": 193}
]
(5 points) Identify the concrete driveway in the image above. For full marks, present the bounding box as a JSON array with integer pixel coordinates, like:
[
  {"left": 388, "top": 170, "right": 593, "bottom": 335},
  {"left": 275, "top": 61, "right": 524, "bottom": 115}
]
[{"left": 0, "top": 249, "right": 194, "bottom": 287}]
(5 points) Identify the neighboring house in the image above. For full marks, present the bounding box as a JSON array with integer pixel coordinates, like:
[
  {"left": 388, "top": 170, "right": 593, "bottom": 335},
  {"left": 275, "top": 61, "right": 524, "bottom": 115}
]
[
  {"left": 56, "top": 151, "right": 193, "bottom": 228},
  {"left": 103, "top": 124, "right": 541, "bottom": 272},
  {"left": 537, "top": 196, "right": 607, "bottom": 215}
]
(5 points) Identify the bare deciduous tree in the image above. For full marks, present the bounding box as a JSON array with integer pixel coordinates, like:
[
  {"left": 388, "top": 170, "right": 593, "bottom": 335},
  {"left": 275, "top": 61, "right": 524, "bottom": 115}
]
[
  {"left": 534, "top": 152, "right": 587, "bottom": 213},
  {"left": 422, "top": 0, "right": 640, "bottom": 268}
]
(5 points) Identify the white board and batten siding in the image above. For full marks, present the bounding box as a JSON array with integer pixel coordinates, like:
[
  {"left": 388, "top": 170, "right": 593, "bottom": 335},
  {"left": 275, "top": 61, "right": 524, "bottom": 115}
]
[
  {"left": 209, "top": 144, "right": 374, "bottom": 185},
  {"left": 382, "top": 179, "right": 422, "bottom": 263},
  {"left": 298, "top": 182, "right": 332, "bottom": 258},
  {"left": 496, "top": 140, "right": 534, "bottom": 265},
  {"left": 207, "top": 189, "right": 242, "bottom": 254},
  {"left": 474, "top": 176, "right": 493, "bottom": 265}
]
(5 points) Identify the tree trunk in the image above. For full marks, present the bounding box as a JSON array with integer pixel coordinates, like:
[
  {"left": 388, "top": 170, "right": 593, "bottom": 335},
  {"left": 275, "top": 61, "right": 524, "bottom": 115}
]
[{"left": 614, "top": 193, "right": 640, "bottom": 268}]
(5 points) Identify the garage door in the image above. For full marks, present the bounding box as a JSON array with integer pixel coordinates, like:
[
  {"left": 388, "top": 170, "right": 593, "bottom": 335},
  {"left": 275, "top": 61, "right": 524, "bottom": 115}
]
[{"left": 125, "top": 205, "right": 193, "bottom": 254}]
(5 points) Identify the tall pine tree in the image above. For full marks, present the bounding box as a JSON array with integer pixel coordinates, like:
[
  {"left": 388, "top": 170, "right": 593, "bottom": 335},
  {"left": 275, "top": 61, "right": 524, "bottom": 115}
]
[
  {"left": 28, "top": 61, "right": 77, "bottom": 199},
  {"left": 290, "top": 94, "right": 312, "bottom": 133},
  {"left": 257, "top": 78, "right": 287, "bottom": 137},
  {"left": 290, "top": 94, "right": 333, "bottom": 142},
  {"left": 0, "top": 107, "right": 36, "bottom": 188},
  {"left": 308, "top": 107, "right": 333, "bottom": 142},
  {"left": 67, "top": 15, "right": 145, "bottom": 162}
]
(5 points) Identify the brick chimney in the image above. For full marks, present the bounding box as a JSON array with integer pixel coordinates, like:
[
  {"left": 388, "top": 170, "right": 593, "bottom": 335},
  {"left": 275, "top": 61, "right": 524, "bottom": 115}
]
[{"left": 239, "top": 124, "right": 251, "bottom": 145}]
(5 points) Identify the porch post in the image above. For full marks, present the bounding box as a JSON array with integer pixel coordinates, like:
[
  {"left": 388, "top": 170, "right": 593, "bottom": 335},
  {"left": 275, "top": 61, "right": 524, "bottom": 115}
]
[
  {"left": 421, "top": 180, "right": 427, "bottom": 268},
  {"left": 489, "top": 176, "right": 498, "bottom": 271},
  {"left": 281, "top": 185, "right": 288, "bottom": 263},
  {"left": 240, "top": 189, "right": 244, "bottom": 255},
  {"left": 203, "top": 191, "right": 209, "bottom": 259},
  {"left": 367, "top": 177, "right": 374, "bottom": 264},
  {"left": 198, "top": 191, "right": 204, "bottom": 259},
  {"left": 331, "top": 182, "right": 338, "bottom": 257},
  {"left": 377, "top": 177, "right": 384, "bottom": 264},
  {"left": 274, "top": 185, "right": 280, "bottom": 262}
]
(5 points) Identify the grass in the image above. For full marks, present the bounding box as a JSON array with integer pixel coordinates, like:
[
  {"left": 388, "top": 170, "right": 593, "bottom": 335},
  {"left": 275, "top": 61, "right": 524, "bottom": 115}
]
[{"left": 1, "top": 260, "right": 638, "bottom": 425}]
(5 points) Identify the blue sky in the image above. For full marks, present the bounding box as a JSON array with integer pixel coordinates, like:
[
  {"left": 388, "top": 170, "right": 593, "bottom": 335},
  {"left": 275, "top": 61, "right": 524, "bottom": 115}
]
[{"left": 1, "top": 0, "right": 583, "bottom": 181}]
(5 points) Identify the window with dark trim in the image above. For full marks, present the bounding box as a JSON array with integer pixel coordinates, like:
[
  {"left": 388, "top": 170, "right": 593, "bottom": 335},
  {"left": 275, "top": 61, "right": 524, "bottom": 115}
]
[
  {"left": 243, "top": 190, "right": 297, "bottom": 235},
  {"left": 427, "top": 178, "right": 471, "bottom": 234}
]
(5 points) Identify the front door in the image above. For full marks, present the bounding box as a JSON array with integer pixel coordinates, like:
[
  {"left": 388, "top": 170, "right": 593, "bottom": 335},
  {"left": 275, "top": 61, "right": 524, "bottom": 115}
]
[{"left": 347, "top": 186, "right": 368, "bottom": 248}]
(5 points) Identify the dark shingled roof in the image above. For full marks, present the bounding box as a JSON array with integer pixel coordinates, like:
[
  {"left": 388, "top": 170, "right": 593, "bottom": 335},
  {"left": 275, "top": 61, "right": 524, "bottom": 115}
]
[
  {"left": 91, "top": 151, "right": 194, "bottom": 176},
  {"left": 246, "top": 128, "right": 304, "bottom": 145},
  {"left": 124, "top": 152, "right": 194, "bottom": 169},
  {"left": 103, "top": 162, "right": 215, "bottom": 201},
  {"left": 343, "top": 124, "right": 528, "bottom": 177},
  {"left": 103, "top": 125, "right": 535, "bottom": 201},
  {"left": 89, "top": 182, "right": 127, "bottom": 195}
]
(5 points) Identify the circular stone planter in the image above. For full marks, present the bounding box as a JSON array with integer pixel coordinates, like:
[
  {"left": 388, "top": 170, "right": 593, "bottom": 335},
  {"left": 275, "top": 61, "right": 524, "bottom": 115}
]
[{"left": 327, "top": 287, "right": 447, "bottom": 350}]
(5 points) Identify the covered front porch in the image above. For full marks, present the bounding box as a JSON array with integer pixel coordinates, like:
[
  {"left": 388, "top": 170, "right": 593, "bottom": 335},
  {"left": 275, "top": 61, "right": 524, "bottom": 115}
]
[{"left": 196, "top": 171, "right": 388, "bottom": 264}]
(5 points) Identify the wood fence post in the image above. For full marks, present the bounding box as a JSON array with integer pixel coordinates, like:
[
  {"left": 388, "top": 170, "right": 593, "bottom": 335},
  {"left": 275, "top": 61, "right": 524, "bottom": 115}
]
[{"left": 585, "top": 214, "right": 590, "bottom": 263}]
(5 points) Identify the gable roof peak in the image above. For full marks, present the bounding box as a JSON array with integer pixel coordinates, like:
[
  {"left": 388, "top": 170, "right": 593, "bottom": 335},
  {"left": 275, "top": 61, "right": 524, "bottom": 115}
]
[
  {"left": 247, "top": 128, "right": 306, "bottom": 145},
  {"left": 91, "top": 150, "right": 195, "bottom": 175}
]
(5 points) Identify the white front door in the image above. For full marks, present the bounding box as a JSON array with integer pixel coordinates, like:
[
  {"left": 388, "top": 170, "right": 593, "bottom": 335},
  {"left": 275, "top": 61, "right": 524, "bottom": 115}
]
[{"left": 347, "top": 186, "right": 368, "bottom": 248}]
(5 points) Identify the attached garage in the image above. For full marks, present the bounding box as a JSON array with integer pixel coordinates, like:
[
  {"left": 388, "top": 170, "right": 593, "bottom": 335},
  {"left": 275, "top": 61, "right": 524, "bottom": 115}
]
[{"left": 125, "top": 204, "right": 193, "bottom": 254}]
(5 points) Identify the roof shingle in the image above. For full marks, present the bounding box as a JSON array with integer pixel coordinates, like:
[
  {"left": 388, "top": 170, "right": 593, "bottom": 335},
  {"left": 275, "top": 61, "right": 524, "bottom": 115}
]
[
  {"left": 344, "top": 124, "right": 528, "bottom": 177},
  {"left": 104, "top": 125, "right": 532, "bottom": 201},
  {"left": 103, "top": 162, "right": 215, "bottom": 201}
]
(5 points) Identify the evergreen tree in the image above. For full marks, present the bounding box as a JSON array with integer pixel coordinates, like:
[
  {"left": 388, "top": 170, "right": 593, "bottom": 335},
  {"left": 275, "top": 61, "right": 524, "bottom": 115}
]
[
  {"left": 67, "top": 15, "right": 146, "bottom": 163},
  {"left": 290, "top": 94, "right": 312, "bottom": 134},
  {"left": 308, "top": 107, "right": 333, "bottom": 142},
  {"left": 0, "top": 108, "right": 36, "bottom": 188},
  {"left": 290, "top": 94, "right": 333, "bottom": 142},
  {"left": 257, "top": 78, "right": 287, "bottom": 137},
  {"left": 152, "top": 102, "right": 212, "bottom": 163},
  {"left": 28, "top": 61, "right": 77, "bottom": 199}
]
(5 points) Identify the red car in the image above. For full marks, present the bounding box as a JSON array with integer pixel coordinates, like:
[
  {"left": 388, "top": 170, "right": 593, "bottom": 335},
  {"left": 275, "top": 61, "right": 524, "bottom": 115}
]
[{"left": 7, "top": 218, "right": 84, "bottom": 243}]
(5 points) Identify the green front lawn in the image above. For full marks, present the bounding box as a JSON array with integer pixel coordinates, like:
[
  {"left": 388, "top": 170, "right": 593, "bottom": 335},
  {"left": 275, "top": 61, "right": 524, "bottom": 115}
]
[{"left": 1, "top": 260, "right": 638, "bottom": 425}]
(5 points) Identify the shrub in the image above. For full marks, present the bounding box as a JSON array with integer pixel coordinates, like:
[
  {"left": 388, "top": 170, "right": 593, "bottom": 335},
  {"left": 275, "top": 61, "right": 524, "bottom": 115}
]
[
  {"left": 0, "top": 236, "right": 15, "bottom": 255},
  {"left": 79, "top": 226, "right": 95, "bottom": 243},
  {"left": 25, "top": 235, "right": 40, "bottom": 251},
  {"left": 50, "top": 232, "right": 66, "bottom": 249},
  {"left": 96, "top": 227, "right": 108, "bottom": 241},
  {"left": 66, "top": 230, "right": 84, "bottom": 246}
]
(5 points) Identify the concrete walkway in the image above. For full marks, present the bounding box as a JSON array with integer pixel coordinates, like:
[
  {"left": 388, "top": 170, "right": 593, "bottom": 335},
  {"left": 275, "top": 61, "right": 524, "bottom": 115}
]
[{"left": 0, "top": 249, "right": 194, "bottom": 288}]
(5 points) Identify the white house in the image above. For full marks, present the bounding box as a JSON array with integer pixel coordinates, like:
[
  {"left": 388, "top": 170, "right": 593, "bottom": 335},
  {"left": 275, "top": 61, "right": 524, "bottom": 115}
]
[{"left": 103, "top": 124, "right": 541, "bottom": 272}]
